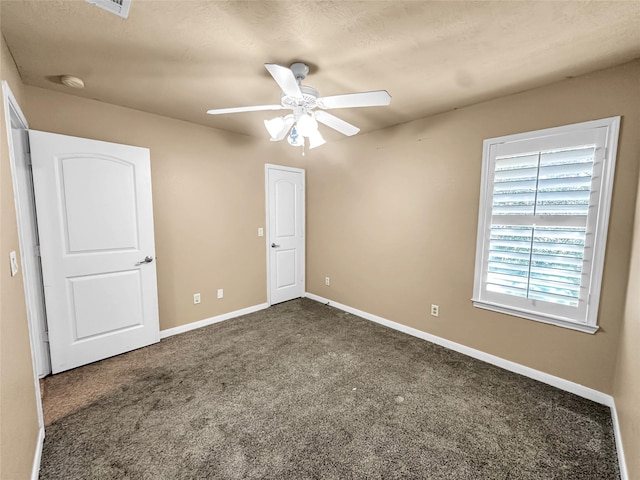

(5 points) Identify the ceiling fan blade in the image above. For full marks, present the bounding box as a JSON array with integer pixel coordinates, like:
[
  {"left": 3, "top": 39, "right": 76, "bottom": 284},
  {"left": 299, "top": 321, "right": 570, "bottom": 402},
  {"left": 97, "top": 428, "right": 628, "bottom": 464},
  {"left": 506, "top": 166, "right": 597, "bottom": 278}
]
[
  {"left": 315, "top": 111, "right": 360, "bottom": 136},
  {"left": 317, "top": 90, "right": 391, "bottom": 109},
  {"left": 271, "top": 115, "right": 295, "bottom": 141},
  {"left": 206, "top": 105, "right": 284, "bottom": 115},
  {"left": 265, "top": 64, "right": 303, "bottom": 99}
]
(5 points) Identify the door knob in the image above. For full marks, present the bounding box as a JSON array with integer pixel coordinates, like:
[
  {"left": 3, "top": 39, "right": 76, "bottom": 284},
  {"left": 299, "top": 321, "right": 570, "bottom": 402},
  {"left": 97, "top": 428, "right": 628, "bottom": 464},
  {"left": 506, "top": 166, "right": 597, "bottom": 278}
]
[
  {"left": 271, "top": 243, "right": 280, "bottom": 248},
  {"left": 135, "top": 256, "right": 154, "bottom": 266}
]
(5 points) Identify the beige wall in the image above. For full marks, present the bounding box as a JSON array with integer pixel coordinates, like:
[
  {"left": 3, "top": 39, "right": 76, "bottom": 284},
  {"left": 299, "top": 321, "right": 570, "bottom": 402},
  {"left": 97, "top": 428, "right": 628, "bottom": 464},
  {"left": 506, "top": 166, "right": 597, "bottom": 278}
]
[
  {"left": 3, "top": 31, "right": 639, "bottom": 476},
  {"left": 3, "top": 35, "right": 305, "bottom": 476},
  {"left": 306, "top": 60, "right": 640, "bottom": 394},
  {"left": 0, "top": 34, "right": 41, "bottom": 479},
  {"left": 23, "top": 86, "right": 305, "bottom": 331},
  {"left": 613, "top": 161, "right": 640, "bottom": 478}
]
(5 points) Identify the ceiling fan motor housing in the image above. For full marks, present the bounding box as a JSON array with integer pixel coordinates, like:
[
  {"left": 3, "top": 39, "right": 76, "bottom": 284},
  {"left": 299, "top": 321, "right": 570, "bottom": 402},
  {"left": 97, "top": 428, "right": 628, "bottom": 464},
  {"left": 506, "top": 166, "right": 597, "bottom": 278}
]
[{"left": 281, "top": 85, "right": 319, "bottom": 114}]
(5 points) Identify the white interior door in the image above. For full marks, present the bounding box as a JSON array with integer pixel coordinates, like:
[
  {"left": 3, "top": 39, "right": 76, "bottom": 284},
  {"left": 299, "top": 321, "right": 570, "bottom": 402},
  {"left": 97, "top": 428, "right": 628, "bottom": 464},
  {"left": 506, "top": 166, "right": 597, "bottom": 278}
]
[
  {"left": 266, "top": 164, "right": 305, "bottom": 305},
  {"left": 29, "top": 131, "right": 160, "bottom": 374}
]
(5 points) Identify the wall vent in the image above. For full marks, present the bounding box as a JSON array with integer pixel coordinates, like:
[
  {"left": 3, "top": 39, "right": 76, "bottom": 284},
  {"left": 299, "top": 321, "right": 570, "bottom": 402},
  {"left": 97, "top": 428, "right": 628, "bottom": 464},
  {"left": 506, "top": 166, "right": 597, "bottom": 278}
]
[{"left": 85, "top": 0, "right": 131, "bottom": 19}]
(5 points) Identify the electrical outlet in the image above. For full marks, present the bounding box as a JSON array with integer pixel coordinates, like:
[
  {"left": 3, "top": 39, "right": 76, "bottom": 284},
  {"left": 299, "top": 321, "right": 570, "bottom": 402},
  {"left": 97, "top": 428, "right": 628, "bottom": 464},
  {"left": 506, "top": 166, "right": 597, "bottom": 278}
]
[
  {"left": 193, "top": 293, "right": 201, "bottom": 304},
  {"left": 325, "top": 277, "right": 330, "bottom": 286},
  {"left": 430, "top": 304, "right": 439, "bottom": 317},
  {"left": 217, "top": 288, "right": 224, "bottom": 299}
]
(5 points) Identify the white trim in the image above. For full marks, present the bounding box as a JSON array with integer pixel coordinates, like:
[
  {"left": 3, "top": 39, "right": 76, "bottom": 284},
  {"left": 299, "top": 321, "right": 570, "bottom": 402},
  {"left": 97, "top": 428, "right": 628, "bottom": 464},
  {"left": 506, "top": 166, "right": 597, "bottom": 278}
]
[
  {"left": 304, "top": 292, "right": 629, "bottom": 475},
  {"left": 487, "top": 116, "right": 621, "bottom": 146},
  {"left": 264, "top": 164, "right": 270, "bottom": 305},
  {"left": 3, "top": 81, "right": 52, "bottom": 377},
  {"left": 472, "top": 116, "right": 621, "bottom": 332},
  {"left": 159, "top": 303, "right": 269, "bottom": 339},
  {"left": 2, "top": 80, "right": 28, "bottom": 126},
  {"left": 31, "top": 426, "right": 45, "bottom": 480},
  {"left": 304, "top": 292, "right": 610, "bottom": 404},
  {"left": 2, "top": 80, "right": 46, "bottom": 438},
  {"left": 609, "top": 398, "right": 628, "bottom": 480},
  {"left": 265, "top": 163, "right": 306, "bottom": 306},
  {"left": 472, "top": 300, "right": 598, "bottom": 334},
  {"left": 588, "top": 116, "right": 620, "bottom": 330}
]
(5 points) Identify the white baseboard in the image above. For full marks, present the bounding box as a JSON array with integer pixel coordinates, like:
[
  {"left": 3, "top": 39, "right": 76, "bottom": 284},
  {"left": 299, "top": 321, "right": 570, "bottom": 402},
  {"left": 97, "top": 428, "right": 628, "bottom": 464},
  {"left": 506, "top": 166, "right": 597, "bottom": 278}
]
[
  {"left": 160, "top": 303, "right": 269, "bottom": 339},
  {"left": 608, "top": 398, "right": 628, "bottom": 480},
  {"left": 31, "top": 426, "right": 44, "bottom": 480},
  {"left": 158, "top": 294, "right": 627, "bottom": 479},
  {"left": 304, "top": 292, "right": 627, "bottom": 478},
  {"left": 304, "top": 292, "right": 609, "bottom": 403}
]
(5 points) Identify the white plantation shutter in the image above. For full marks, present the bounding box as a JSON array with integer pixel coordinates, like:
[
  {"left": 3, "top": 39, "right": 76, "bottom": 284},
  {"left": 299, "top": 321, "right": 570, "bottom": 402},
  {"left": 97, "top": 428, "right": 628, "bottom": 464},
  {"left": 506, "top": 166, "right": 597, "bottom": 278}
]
[
  {"left": 488, "top": 146, "right": 594, "bottom": 307},
  {"left": 473, "top": 118, "right": 620, "bottom": 333}
]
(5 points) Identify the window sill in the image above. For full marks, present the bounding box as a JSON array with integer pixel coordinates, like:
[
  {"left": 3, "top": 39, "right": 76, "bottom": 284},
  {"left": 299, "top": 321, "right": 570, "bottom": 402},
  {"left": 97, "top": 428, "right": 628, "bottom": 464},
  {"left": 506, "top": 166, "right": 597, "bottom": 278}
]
[{"left": 472, "top": 299, "right": 599, "bottom": 334}]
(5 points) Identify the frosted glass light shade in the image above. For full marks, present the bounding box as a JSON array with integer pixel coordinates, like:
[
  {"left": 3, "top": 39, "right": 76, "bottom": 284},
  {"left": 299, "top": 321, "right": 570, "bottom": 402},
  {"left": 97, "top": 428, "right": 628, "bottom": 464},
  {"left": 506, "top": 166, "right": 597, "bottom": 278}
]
[
  {"left": 296, "top": 114, "right": 318, "bottom": 137},
  {"left": 264, "top": 117, "right": 285, "bottom": 139},
  {"left": 308, "top": 130, "right": 326, "bottom": 149}
]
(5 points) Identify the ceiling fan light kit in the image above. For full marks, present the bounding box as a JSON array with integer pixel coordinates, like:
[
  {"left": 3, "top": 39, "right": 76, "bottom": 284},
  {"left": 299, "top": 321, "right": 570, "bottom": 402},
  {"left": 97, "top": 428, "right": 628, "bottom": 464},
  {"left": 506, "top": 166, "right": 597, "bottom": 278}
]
[
  {"left": 308, "top": 130, "right": 326, "bottom": 149},
  {"left": 207, "top": 62, "right": 391, "bottom": 152},
  {"left": 264, "top": 116, "right": 285, "bottom": 138},
  {"left": 295, "top": 113, "right": 318, "bottom": 137},
  {"left": 287, "top": 126, "right": 304, "bottom": 147}
]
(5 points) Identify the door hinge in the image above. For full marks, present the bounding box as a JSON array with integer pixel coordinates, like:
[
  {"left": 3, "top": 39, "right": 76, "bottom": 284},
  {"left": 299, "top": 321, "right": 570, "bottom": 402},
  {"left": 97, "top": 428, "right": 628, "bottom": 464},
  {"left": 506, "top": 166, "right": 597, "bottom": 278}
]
[
  {"left": 34, "top": 245, "right": 41, "bottom": 257},
  {"left": 26, "top": 152, "right": 32, "bottom": 166},
  {"left": 43, "top": 331, "right": 49, "bottom": 343}
]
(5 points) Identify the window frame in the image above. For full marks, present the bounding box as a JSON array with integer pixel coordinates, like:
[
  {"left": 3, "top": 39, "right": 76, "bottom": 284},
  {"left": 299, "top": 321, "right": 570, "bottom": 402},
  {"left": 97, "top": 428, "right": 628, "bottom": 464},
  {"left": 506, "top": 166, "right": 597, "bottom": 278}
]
[{"left": 472, "top": 117, "right": 620, "bottom": 334}]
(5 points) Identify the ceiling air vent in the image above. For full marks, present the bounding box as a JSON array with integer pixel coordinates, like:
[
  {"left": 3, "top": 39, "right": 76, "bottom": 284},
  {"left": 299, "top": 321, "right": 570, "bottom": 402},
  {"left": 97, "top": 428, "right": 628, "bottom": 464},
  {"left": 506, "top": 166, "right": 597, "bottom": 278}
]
[{"left": 85, "top": 0, "right": 131, "bottom": 19}]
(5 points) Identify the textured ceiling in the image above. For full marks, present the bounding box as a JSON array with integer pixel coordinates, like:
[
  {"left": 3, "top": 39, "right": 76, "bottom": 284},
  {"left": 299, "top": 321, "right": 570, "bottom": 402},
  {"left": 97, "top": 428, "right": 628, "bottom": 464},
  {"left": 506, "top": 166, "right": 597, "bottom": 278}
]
[{"left": 2, "top": 1, "right": 640, "bottom": 140}]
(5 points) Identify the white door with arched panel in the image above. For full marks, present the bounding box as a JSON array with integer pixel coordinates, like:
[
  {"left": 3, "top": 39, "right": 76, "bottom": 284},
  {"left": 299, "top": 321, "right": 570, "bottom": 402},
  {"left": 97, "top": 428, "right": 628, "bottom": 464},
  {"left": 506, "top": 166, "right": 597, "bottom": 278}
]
[
  {"left": 266, "top": 164, "right": 305, "bottom": 305},
  {"left": 29, "top": 131, "right": 159, "bottom": 374}
]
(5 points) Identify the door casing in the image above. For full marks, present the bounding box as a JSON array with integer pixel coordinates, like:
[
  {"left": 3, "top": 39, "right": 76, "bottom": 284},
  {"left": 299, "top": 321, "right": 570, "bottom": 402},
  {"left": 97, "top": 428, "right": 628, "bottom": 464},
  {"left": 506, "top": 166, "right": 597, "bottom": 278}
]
[
  {"left": 3, "top": 82, "right": 50, "bottom": 377},
  {"left": 265, "top": 164, "right": 305, "bottom": 305},
  {"left": 2, "top": 80, "right": 45, "bottom": 446}
]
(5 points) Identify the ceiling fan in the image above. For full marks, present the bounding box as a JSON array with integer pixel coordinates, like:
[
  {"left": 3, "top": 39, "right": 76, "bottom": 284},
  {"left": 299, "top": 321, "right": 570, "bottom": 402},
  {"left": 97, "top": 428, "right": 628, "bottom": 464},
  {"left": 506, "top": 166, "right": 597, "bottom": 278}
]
[{"left": 206, "top": 63, "right": 391, "bottom": 150}]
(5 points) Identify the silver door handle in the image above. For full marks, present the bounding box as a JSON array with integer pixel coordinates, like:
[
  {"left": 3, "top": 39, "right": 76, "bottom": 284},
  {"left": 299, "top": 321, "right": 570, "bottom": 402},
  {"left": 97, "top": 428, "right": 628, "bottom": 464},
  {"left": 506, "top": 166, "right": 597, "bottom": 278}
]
[
  {"left": 271, "top": 243, "right": 280, "bottom": 248},
  {"left": 136, "top": 256, "right": 154, "bottom": 266}
]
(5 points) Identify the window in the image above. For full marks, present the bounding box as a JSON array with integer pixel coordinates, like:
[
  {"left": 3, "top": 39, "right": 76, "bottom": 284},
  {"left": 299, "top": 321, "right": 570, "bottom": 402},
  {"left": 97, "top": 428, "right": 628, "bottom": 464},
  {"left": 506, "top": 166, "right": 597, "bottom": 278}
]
[{"left": 472, "top": 117, "right": 620, "bottom": 333}]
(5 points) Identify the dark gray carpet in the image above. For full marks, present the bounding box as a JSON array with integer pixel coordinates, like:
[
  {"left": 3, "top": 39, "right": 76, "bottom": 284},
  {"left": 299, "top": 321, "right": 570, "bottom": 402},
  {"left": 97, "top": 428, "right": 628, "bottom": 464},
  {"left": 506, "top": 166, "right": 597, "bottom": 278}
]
[{"left": 40, "top": 298, "right": 619, "bottom": 479}]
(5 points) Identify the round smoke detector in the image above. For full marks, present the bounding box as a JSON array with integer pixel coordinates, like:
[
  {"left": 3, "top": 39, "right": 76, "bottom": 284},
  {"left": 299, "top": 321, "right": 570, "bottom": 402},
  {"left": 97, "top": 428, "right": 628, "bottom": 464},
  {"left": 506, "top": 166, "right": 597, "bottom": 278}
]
[{"left": 60, "top": 75, "right": 85, "bottom": 89}]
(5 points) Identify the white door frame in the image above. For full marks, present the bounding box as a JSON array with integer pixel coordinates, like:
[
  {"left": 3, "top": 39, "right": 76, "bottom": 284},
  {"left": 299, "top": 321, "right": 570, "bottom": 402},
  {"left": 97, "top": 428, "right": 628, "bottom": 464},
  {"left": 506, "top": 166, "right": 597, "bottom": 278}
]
[
  {"left": 265, "top": 163, "right": 305, "bottom": 305},
  {"left": 2, "top": 80, "right": 45, "bottom": 475},
  {"left": 3, "top": 85, "right": 50, "bottom": 379}
]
